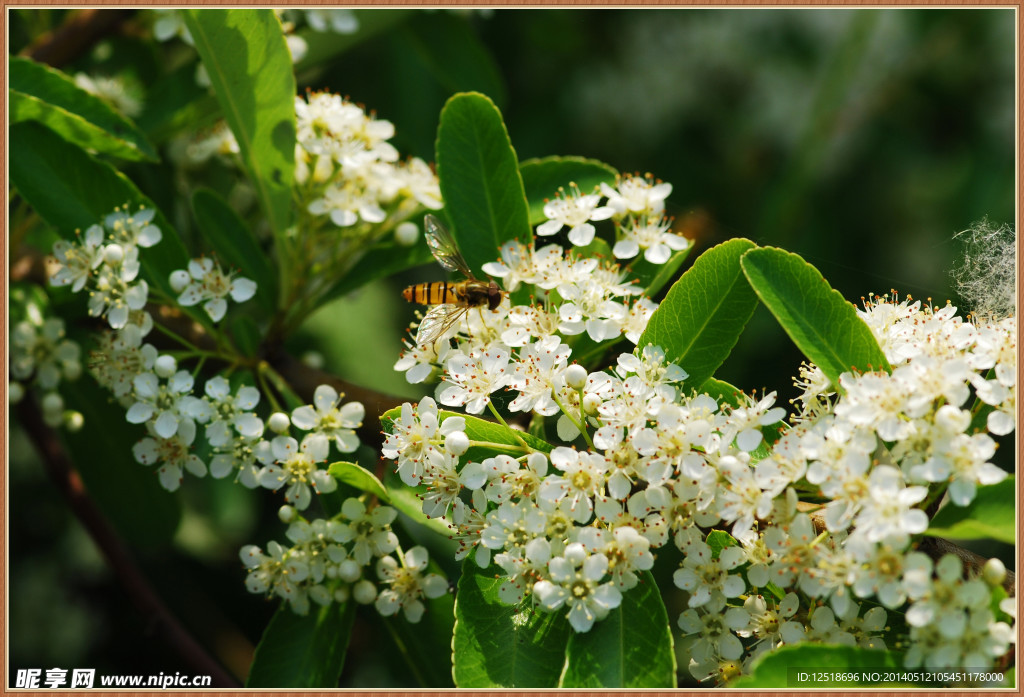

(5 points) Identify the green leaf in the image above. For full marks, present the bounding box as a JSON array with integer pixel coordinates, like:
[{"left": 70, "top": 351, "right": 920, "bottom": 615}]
[
  {"left": 639, "top": 238, "right": 759, "bottom": 393},
  {"left": 230, "top": 315, "right": 262, "bottom": 357},
  {"left": 405, "top": 12, "right": 507, "bottom": 109},
  {"left": 60, "top": 374, "right": 182, "bottom": 548},
  {"left": 740, "top": 246, "right": 891, "bottom": 388},
  {"left": 453, "top": 562, "right": 571, "bottom": 687},
  {"left": 381, "top": 406, "right": 552, "bottom": 462},
  {"left": 519, "top": 156, "right": 618, "bottom": 226},
  {"left": 435, "top": 92, "right": 532, "bottom": 275},
  {"left": 183, "top": 9, "right": 296, "bottom": 236},
  {"left": 923, "top": 476, "right": 1015, "bottom": 544},
  {"left": 705, "top": 529, "right": 739, "bottom": 557},
  {"left": 382, "top": 563, "right": 456, "bottom": 688},
  {"left": 191, "top": 188, "right": 277, "bottom": 312},
  {"left": 698, "top": 377, "right": 744, "bottom": 408},
  {"left": 730, "top": 644, "right": 902, "bottom": 688},
  {"left": 9, "top": 120, "right": 189, "bottom": 298},
  {"left": 10, "top": 56, "right": 157, "bottom": 162},
  {"left": 245, "top": 601, "right": 356, "bottom": 688},
  {"left": 327, "top": 461, "right": 390, "bottom": 503},
  {"left": 561, "top": 571, "right": 676, "bottom": 688},
  {"left": 630, "top": 246, "right": 693, "bottom": 298}
]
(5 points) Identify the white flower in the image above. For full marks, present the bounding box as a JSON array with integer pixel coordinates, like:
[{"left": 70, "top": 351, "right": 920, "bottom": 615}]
[
  {"left": 533, "top": 542, "right": 622, "bottom": 632},
  {"left": 612, "top": 215, "right": 690, "bottom": 264},
  {"left": 125, "top": 369, "right": 197, "bottom": 438},
  {"left": 577, "top": 525, "right": 653, "bottom": 590},
  {"left": 678, "top": 595, "right": 750, "bottom": 664},
  {"left": 174, "top": 257, "right": 256, "bottom": 322},
  {"left": 480, "top": 501, "right": 548, "bottom": 558},
  {"left": 600, "top": 174, "right": 672, "bottom": 217},
  {"left": 209, "top": 431, "right": 268, "bottom": 488},
  {"left": 257, "top": 434, "right": 335, "bottom": 510},
  {"left": 536, "top": 187, "right": 614, "bottom": 246},
  {"left": 673, "top": 540, "right": 746, "bottom": 608},
  {"left": 304, "top": 8, "right": 358, "bottom": 34},
  {"left": 438, "top": 344, "right": 511, "bottom": 414},
  {"left": 374, "top": 546, "right": 448, "bottom": 623},
  {"left": 382, "top": 397, "right": 464, "bottom": 487},
  {"left": 186, "top": 376, "right": 263, "bottom": 447},
  {"left": 132, "top": 419, "right": 207, "bottom": 491},
  {"left": 538, "top": 447, "right": 609, "bottom": 524},
  {"left": 738, "top": 592, "right": 805, "bottom": 651},
  {"left": 507, "top": 335, "right": 571, "bottom": 416},
  {"left": 850, "top": 465, "right": 928, "bottom": 548},
  {"left": 10, "top": 315, "right": 81, "bottom": 390},
  {"left": 335, "top": 498, "right": 399, "bottom": 566},
  {"left": 290, "top": 384, "right": 364, "bottom": 454},
  {"left": 50, "top": 225, "right": 105, "bottom": 292}
]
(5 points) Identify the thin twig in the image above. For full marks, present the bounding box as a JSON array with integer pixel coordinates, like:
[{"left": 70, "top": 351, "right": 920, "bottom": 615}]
[{"left": 18, "top": 396, "right": 240, "bottom": 688}]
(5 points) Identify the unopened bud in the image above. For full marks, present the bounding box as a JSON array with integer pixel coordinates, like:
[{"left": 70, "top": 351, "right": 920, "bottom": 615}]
[
  {"left": 983, "top": 558, "right": 1007, "bottom": 586},
  {"left": 338, "top": 559, "right": 361, "bottom": 583},
  {"left": 352, "top": 579, "right": 377, "bottom": 604},
  {"left": 278, "top": 505, "right": 296, "bottom": 523},
  {"left": 582, "top": 392, "right": 602, "bottom": 415},
  {"left": 169, "top": 269, "right": 190, "bottom": 293},
  {"left": 333, "top": 585, "right": 350, "bottom": 603},
  {"left": 395, "top": 222, "right": 419, "bottom": 247},
  {"left": 9, "top": 382, "right": 24, "bottom": 404},
  {"left": 154, "top": 354, "right": 177, "bottom": 378},
  {"left": 564, "top": 364, "right": 587, "bottom": 390},
  {"left": 267, "top": 412, "right": 290, "bottom": 434},
  {"left": 103, "top": 244, "right": 125, "bottom": 265},
  {"left": 445, "top": 430, "right": 469, "bottom": 456},
  {"left": 64, "top": 411, "right": 84, "bottom": 432}
]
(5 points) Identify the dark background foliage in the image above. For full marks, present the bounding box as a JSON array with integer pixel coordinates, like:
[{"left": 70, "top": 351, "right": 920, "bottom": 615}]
[{"left": 8, "top": 7, "right": 1015, "bottom": 687}]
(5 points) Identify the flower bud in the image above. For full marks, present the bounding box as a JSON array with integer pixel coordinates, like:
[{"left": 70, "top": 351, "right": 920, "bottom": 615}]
[
  {"left": 395, "top": 221, "right": 419, "bottom": 247},
  {"left": 268, "top": 412, "right": 291, "bottom": 434},
  {"left": 9, "top": 382, "right": 24, "bottom": 404},
  {"left": 41, "top": 391, "right": 64, "bottom": 416},
  {"left": 983, "top": 558, "right": 1007, "bottom": 586},
  {"left": 64, "top": 411, "right": 85, "bottom": 432},
  {"left": 278, "top": 505, "right": 296, "bottom": 523},
  {"left": 300, "top": 351, "right": 324, "bottom": 370},
  {"left": 333, "top": 585, "right": 350, "bottom": 604},
  {"left": 154, "top": 354, "right": 177, "bottom": 378},
  {"left": 564, "top": 364, "right": 587, "bottom": 390},
  {"left": 445, "top": 430, "right": 469, "bottom": 457},
  {"left": 103, "top": 244, "right": 125, "bottom": 265},
  {"left": 169, "top": 269, "right": 190, "bottom": 293},
  {"left": 352, "top": 579, "right": 377, "bottom": 604},
  {"left": 582, "top": 392, "right": 603, "bottom": 415},
  {"left": 338, "top": 559, "right": 362, "bottom": 583}
]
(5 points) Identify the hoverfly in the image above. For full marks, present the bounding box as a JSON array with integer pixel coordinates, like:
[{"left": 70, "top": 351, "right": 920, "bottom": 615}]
[{"left": 402, "top": 214, "right": 505, "bottom": 347}]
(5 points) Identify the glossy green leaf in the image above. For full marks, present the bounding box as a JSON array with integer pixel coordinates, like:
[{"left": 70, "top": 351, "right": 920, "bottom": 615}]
[
  {"left": 327, "top": 461, "right": 390, "bottom": 503},
  {"left": 435, "top": 92, "right": 532, "bottom": 275},
  {"left": 519, "top": 156, "right": 619, "bottom": 226},
  {"left": 183, "top": 9, "right": 296, "bottom": 236},
  {"left": 191, "top": 188, "right": 277, "bottom": 312},
  {"left": 245, "top": 601, "right": 355, "bottom": 688},
  {"left": 60, "top": 374, "right": 182, "bottom": 548},
  {"left": 698, "top": 377, "right": 744, "bottom": 407},
  {"left": 740, "top": 246, "right": 891, "bottom": 388},
  {"left": 924, "top": 476, "right": 1015, "bottom": 544},
  {"left": 705, "top": 529, "right": 739, "bottom": 557},
  {"left": 453, "top": 561, "right": 570, "bottom": 687},
  {"left": 639, "top": 238, "right": 759, "bottom": 392},
  {"left": 560, "top": 571, "right": 676, "bottom": 688},
  {"left": 10, "top": 56, "right": 157, "bottom": 162},
  {"left": 9, "top": 120, "right": 189, "bottom": 298},
  {"left": 630, "top": 246, "right": 694, "bottom": 298},
  {"left": 730, "top": 644, "right": 902, "bottom": 688},
  {"left": 406, "top": 12, "right": 507, "bottom": 109},
  {"left": 381, "top": 406, "right": 552, "bottom": 463}
]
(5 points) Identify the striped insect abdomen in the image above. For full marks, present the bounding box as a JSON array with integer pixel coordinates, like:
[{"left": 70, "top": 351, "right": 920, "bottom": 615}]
[{"left": 402, "top": 281, "right": 462, "bottom": 306}]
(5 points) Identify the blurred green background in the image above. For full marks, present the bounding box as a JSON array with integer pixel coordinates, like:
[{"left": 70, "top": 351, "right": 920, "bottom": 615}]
[{"left": 9, "top": 7, "right": 1015, "bottom": 687}]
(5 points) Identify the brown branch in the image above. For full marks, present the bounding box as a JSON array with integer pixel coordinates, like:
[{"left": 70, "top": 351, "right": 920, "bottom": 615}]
[
  {"left": 18, "top": 396, "right": 240, "bottom": 688},
  {"left": 21, "top": 9, "right": 135, "bottom": 68}
]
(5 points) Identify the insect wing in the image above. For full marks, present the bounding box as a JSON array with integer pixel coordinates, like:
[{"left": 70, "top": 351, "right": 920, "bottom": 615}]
[
  {"left": 416, "top": 303, "right": 468, "bottom": 347},
  {"left": 424, "top": 214, "right": 475, "bottom": 278}
]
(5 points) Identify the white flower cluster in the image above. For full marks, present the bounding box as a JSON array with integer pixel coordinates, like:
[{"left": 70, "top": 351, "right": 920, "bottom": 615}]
[
  {"left": 51, "top": 206, "right": 365, "bottom": 497},
  {"left": 296, "top": 91, "right": 442, "bottom": 227},
  {"left": 240, "top": 500, "right": 447, "bottom": 620},
  {"left": 386, "top": 250, "right": 1015, "bottom": 678},
  {"left": 536, "top": 174, "right": 690, "bottom": 264},
  {"left": 169, "top": 257, "right": 257, "bottom": 322},
  {"left": 9, "top": 301, "right": 83, "bottom": 428},
  {"left": 50, "top": 206, "right": 162, "bottom": 330}
]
